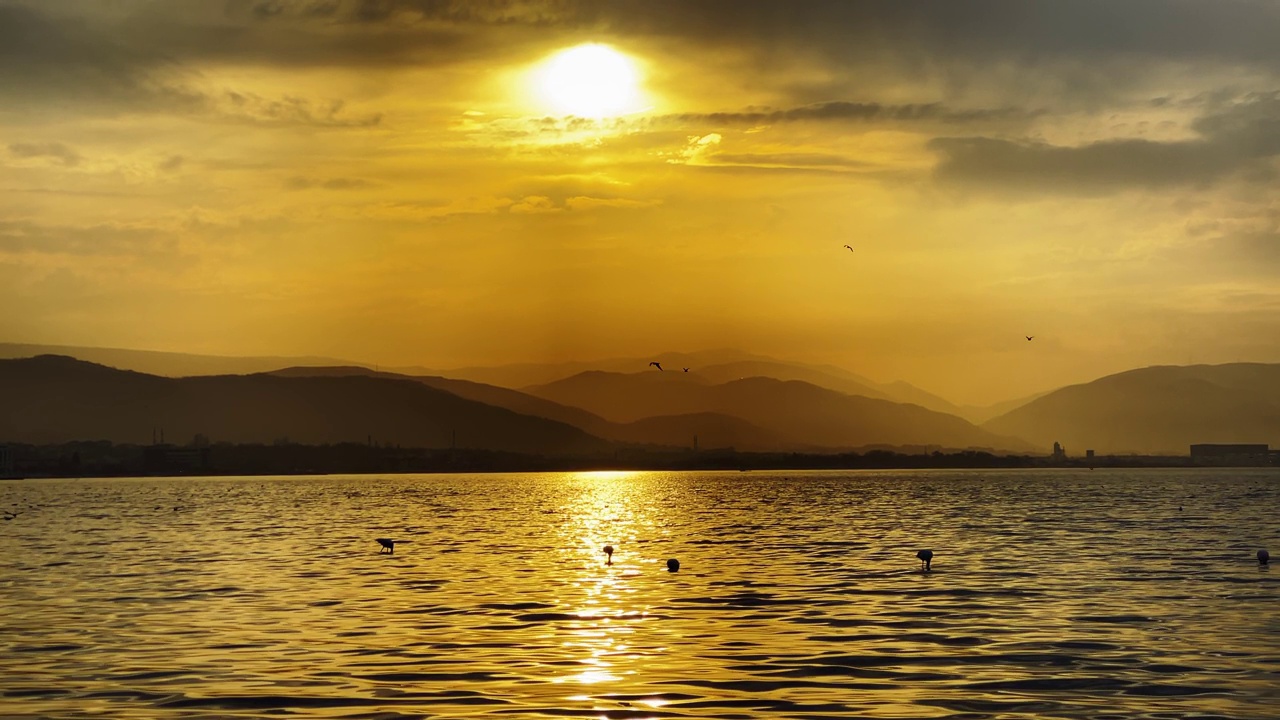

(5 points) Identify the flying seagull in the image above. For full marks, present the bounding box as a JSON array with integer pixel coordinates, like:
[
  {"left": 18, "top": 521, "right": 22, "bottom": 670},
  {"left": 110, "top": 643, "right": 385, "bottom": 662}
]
[
  {"left": 376, "top": 538, "right": 395, "bottom": 554},
  {"left": 843, "top": 244, "right": 854, "bottom": 252},
  {"left": 649, "top": 361, "right": 663, "bottom": 371},
  {"left": 1026, "top": 336, "right": 1034, "bottom": 341},
  {"left": 683, "top": 367, "right": 689, "bottom": 372}
]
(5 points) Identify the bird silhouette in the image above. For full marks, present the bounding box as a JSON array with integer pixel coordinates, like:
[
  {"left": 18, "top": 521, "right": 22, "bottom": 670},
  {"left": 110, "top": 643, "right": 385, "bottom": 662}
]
[
  {"left": 916, "top": 549, "right": 933, "bottom": 571},
  {"left": 1025, "top": 336, "right": 1034, "bottom": 341},
  {"left": 1260, "top": 549, "right": 1270, "bottom": 566},
  {"left": 682, "top": 367, "right": 689, "bottom": 372},
  {"left": 603, "top": 545, "right": 614, "bottom": 565},
  {"left": 843, "top": 244, "right": 854, "bottom": 252},
  {"left": 649, "top": 361, "right": 663, "bottom": 371},
  {"left": 376, "top": 538, "right": 395, "bottom": 554},
  {"left": 667, "top": 558, "right": 680, "bottom": 572}
]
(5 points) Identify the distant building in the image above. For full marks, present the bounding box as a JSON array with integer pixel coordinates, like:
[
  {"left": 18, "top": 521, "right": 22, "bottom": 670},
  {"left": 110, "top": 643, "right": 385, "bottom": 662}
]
[
  {"left": 0, "top": 444, "right": 13, "bottom": 478},
  {"left": 143, "top": 445, "right": 211, "bottom": 474},
  {"left": 1085, "top": 449, "right": 1095, "bottom": 459},
  {"left": 1190, "top": 444, "right": 1270, "bottom": 466},
  {"left": 1052, "top": 441, "right": 1067, "bottom": 462}
]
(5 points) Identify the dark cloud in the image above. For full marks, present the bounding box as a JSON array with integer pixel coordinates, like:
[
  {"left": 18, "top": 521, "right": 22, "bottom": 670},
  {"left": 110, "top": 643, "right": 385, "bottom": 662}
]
[
  {"left": 0, "top": 220, "right": 175, "bottom": 257},
  {"left": 0, "top": 4, "right": 385, "bottom": 125},
  {"left": 663, "top": 101, "right": 1033, "bottom": 127},
  {"left": 8, "top": 142, "right": 82, "bottom": 166},
  {"left": 9, "top": 1, "right": 1279, "bottom": 82},
  {"left": 221, "top": 92, "right": 382, "bottom": 127},
  {"left": 266, "top": 0, "right": 1280, "bottom": 73},
  {"left": 284, "top": 176, "right": 375, "bottom": 189},
  {"left": 929, "top": 94, "right": 1280, "bottom": 192}
]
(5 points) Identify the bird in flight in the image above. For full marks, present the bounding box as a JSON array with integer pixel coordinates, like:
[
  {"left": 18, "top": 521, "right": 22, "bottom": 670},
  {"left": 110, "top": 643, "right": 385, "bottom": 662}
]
[
  {"left": 649, "top": 361, "right": 663, "bottom": 371},
  {"left": 682, "top": 367, "right": 689, "bottom": 372},
  {"left": 843, "top": 244, "right": 854, "bottom": 252},
  {"left": 1026, "top": 336, "right": 1034, "bottom": 341}
]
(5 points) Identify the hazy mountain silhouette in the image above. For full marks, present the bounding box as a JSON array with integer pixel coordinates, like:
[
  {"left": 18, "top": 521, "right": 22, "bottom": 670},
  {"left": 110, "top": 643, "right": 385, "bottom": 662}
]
[
  {"left": 610, "top": 413, "right": 782, "bottom": 450},
  {"left": 270, "top": 366, "right": 611, "bottom": 435},
  {"left": 1, "top": 343, "right": 1024, "bottom": 420},
  {"left": 0, "top": 356, "right": 608, "bottom": 454},
  {"left": 396, "top": 349, "right": 773, "bottom": 388},
  {"left": 270, "top": 366, "right": 787, "bottom": 450},
  {"left": 982, "top": 363, "right": 1280, "bottom": 454},
  {"left": 525, "top": 371, "right": 1029, "bottom": 451},
  {"left": 692, "top": 360, "right": 893, "bottom": 400},
  {"left": 0, "top": 342, "right": 360, "bottom": 378},
  {"left": 959, "top": 390, "right": 1054, "bottom": 425}
]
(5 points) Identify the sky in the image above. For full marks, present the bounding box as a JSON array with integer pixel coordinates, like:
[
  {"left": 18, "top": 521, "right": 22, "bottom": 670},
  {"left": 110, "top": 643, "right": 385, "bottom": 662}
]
[{"left": 2, "top": 0, "right": 1279, "bottom": 405}]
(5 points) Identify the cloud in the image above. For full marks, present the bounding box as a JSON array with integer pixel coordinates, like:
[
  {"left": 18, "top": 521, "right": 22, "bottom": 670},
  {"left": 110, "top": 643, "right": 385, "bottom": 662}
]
[
  {"left": 667, "top": 133, "right": 721, "bottom": 165},
  {"left": 507, "top": 195, "right": 659, "bottom": 213},
  {"left": 8, "top": 142, "right": 82, "bottom": 167},
  {"left": 509, "top": 195, "right": 558, "bottom": 213},
  {"left": 696, "top": 152, "right": 876, "bottom": 173},
  {"left": 0, "top": 219, "right": 174, "bottom": 257},
  {"left": 929, "top": 94, "right": 1280, "bottom": 192},
  {"left": 564, "top": 196, "right": 659, "bottom": 211},
  {"left": 662, "top": 101, "right": 1033, "bottom": 127},
  {"left": 284, "top": 176, "right": 375, "bottom": 190}
]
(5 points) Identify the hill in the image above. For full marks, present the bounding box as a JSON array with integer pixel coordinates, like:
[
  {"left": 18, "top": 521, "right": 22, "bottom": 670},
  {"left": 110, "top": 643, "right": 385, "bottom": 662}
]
[
  {"left": 982, "top": 363, "right": 1280, "bottom": 454},
  {"left": 0, "top": 356, "right": 608, "bottom": 454},
  {"left": 270, "top": 366, "right": 786, "bottom": 451},
  {"left": 0, "top": 343, "right": 361, "bottom": 378},
  {"left": 525, "top": 371, "right": 1028, "bottom": 451}
]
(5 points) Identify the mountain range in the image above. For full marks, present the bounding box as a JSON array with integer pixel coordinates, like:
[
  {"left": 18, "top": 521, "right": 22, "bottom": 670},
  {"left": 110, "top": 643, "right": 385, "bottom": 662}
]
[
  {"left": 982, "top": 363, "right": 1280, "bottom": 454},
  {"left": 3, "top": 343, "right": 1278, "bottom": 457},
  {"left": 0, "top": 355, "right": 605, "bottom": 454}
]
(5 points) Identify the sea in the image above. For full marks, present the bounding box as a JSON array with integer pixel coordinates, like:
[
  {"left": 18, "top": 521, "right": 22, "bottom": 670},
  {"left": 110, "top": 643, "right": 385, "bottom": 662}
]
[{"left": 1, "top": 469, "right": 1277, "bottom": 719}]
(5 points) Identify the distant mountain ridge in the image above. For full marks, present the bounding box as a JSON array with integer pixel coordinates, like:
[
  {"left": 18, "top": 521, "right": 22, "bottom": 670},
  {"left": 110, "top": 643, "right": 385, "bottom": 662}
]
[
  {"left": 271, "top": 366, "right": 785, "bottom": 451},
  {"left": 982, "top": 363, "right": 1280, "bottom": 454},
  {"left": 525, "top": 371, "right": 1029, "bottom": 452},
  {"left": 0, "top": 356, "right": 608, "bottom": 454},
  {"left": 0, "top": 343, "right": 360, "bottom": 378}
]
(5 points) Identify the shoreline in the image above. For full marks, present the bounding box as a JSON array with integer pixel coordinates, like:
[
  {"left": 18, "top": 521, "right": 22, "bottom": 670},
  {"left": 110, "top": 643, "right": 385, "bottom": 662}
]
[{"left": 3, "top": 441, "right": 1274, "bottom": 479}]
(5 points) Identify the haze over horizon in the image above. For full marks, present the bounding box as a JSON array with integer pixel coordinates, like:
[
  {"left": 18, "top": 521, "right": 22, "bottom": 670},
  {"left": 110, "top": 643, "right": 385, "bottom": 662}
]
[{"left": 4, "top": 1, "right": 1280, "bottom": 405}]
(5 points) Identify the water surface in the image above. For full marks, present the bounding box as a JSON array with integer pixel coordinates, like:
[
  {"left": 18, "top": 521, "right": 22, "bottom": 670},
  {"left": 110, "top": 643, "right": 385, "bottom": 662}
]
[{"left": 2, "top": 469, "right": 1278, "bottom": 718}]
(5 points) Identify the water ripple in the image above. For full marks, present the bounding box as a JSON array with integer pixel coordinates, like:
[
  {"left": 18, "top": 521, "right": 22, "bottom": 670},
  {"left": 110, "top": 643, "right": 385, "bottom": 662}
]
[{"left": 2, "top": 468, "right": 1277, "bottom": 718}]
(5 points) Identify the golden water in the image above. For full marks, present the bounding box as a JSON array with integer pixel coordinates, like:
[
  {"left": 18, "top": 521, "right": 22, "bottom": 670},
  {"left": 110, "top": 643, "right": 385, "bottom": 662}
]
[{"left": 2, "top": 469, "right": 1277, "bottom": 718}]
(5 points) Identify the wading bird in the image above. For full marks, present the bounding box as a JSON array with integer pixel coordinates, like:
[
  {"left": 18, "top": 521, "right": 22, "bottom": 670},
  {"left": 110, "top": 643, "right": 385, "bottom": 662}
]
[
  {"left": 1260, "top": 549, "right": 1270, "bottom": 566},
  {"left": 649, "top": 362, "right": 663, "bottom": 371},
  {"left": 376, "top": 538, "right": 395, "bottom": 554},
  {"left": 603, "top": 545, "right": 614, "bottom": 565},
  {"left": 917, "top": 549, "right": 933, "bottom": 571}
]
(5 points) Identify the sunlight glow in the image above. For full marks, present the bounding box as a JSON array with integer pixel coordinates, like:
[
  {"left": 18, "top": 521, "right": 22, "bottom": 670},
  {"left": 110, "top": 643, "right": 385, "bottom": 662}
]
[{"left": 534, "top": 44, "right": 644, "bottom": 118}]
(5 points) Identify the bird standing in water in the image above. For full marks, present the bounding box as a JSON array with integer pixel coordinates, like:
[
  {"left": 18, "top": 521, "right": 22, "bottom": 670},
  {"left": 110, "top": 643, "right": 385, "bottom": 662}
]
[
  {"left": 917, "top": 549, "right": 933, "bottom": 571},
  {"left": 376, "top": 538, "right": 395, "bottom": 554},
  {"left": 1260, "top": 549, "right": 1270, "bottom": 566},
  {"left": 603, "top": 545, "right": 614, "bottom": 565}
]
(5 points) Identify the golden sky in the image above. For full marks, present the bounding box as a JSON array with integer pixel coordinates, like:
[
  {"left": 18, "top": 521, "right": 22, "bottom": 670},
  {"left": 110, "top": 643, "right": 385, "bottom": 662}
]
[{"left": 2, "top": 0, "right": 1279, "bottom": 404}]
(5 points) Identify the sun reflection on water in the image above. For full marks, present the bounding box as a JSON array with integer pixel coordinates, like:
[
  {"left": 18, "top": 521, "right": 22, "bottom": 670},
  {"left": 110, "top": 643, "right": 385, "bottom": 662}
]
[{"left": 549, "top": 472, "right": 670, "bottom": 693}]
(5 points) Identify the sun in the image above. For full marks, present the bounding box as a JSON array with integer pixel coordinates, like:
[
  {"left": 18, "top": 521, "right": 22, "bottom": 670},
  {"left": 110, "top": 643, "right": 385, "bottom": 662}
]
[{"left": 533, "top": 44, "right": 644, "bottom": 118}]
